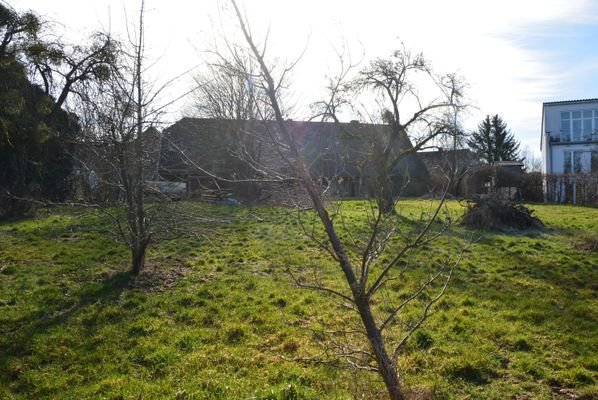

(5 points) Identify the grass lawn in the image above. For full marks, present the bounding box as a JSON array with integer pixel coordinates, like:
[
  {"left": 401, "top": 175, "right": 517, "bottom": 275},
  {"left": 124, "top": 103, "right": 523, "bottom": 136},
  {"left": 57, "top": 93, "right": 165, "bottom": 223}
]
[{"left": 0, "top": 200, "right": 596, "bottom": 399}]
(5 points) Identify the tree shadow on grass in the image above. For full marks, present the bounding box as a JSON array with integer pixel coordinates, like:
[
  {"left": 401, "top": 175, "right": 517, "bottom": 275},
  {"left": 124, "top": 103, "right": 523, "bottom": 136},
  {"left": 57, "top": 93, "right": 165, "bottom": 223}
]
[{"left": 0, "top": 269, "right": 136, "bottom": 379}]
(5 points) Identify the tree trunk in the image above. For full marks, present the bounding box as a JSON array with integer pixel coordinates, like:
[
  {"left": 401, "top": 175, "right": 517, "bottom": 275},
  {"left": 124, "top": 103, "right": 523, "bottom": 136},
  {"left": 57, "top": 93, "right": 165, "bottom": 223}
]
[
  {"left": 298, "top": 166, "right": 403, "bottom": 398},
  {"left": 378, "top": 171, "right": 395, "bottom": 214},
  {"left": 131, "top": 243, "right": 146, "bottom": 275},
  {"left": 454, "top": 175, "right": 462, "bottom": 198},
  {"left": 378, "top": 192, "right": 395, "bottom": 214},
  {"left": 229, "top": 5, "right": 403, "bottom": 396},
  {"left": 353, "top": 289, "right": 404, "bottom": 400}
]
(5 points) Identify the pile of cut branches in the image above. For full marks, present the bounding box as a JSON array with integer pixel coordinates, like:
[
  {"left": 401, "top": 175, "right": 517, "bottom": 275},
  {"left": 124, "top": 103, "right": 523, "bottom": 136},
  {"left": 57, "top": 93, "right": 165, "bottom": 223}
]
[{"left": 461, "top": 196, "right": 544, "bottom": 230}]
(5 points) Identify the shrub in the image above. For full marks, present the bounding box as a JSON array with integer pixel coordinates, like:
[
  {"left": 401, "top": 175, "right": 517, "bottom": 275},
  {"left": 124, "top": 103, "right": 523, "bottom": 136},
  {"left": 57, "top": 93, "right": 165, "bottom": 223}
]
[{"left": 519, "top": 172, "right": 543, "bottom": 202}]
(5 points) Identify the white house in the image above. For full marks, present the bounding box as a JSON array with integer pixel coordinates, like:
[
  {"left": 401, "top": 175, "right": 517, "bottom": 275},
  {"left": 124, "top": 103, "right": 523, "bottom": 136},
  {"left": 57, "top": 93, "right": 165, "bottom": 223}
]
[
  {"left": 541, "top": 98, "right": 598, "bottom": 202},
  {"left": 541, "top": 98, "right": 598, "bottom": 175}
]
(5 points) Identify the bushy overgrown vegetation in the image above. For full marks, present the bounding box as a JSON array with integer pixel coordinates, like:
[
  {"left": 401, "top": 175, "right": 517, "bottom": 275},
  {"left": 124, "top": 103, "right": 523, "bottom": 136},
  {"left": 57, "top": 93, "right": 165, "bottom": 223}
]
[
  {"left": 461, "top": 197, "right": 545, "bottom": 230},
  {"left": 0, "top": 3, "right": 117, "bottom": 219},
  {"left": 1, "top": 200, "right": 597, "bottom": 399}
]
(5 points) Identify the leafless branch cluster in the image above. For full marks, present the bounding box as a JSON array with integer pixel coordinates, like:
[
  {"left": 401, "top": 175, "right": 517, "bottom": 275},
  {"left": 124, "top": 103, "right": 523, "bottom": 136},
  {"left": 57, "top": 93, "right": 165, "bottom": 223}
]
[
  {"left": 70, "top": 1, "right": 197, "bottom": 274},
  {"left": 221, "top": 2, "right": 469, "bottom": 398}
]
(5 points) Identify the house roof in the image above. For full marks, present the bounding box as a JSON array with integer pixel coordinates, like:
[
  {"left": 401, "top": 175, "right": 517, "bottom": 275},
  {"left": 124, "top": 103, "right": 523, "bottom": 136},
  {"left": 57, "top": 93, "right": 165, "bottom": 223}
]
[
  {"left": 163, "top": 118, "right": 411, "bottom": 149},
  {"left": 160, "top": 117, "right": 420, "bottom": 179},
  {"left": 416, "top": 148, "right": 474, "bottom": 163},
  {"left": 494, "top": 160, "right": 524, "bottom": 167},
  {"left": 543, "top": 98, "right": 598, "bottom": 106}
]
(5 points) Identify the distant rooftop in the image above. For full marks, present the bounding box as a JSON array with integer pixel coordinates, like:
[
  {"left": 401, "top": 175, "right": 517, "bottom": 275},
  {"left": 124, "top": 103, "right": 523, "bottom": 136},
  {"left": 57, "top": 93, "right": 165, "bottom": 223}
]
[
  {"left": 543, "top": 98, "right": 598, "bottom": 106},
  {"left": 495, "top": 161, "right": 524, "bottom": 167}
]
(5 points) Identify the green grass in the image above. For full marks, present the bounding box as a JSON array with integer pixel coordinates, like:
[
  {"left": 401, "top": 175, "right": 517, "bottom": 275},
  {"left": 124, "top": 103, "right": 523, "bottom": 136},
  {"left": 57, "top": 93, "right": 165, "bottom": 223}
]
[{"left": 0, "top": 200, "right": 596, "bottom": 399}]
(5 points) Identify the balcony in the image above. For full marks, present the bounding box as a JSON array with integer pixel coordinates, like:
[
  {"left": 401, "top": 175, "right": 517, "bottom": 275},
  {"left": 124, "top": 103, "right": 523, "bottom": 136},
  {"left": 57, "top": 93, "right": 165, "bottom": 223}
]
[{"left": 549, "top": 131, "right": 598, "bottom": 144}]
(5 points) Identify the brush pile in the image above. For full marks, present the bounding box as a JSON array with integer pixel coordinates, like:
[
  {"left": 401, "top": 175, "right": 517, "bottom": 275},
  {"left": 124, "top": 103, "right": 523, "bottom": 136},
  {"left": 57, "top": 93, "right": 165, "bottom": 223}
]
[{"left": 461, "top": 196, "right": 544, "bottom": 230}]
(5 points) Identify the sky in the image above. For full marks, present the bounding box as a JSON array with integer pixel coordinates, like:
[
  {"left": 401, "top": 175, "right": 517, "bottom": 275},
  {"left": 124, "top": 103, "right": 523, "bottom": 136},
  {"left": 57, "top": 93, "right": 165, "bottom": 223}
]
[{"left": 10, "top": 0, "right": 598, "bottom": 156}]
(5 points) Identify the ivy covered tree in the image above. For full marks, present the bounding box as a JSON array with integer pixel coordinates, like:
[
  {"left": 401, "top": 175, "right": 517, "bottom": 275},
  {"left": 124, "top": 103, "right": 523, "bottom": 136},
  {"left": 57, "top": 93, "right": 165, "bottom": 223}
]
[
  {"left": 1, "top": 4, "right": 64, "bottom": 217},
  {"left": 468, "top": 114, "right": 520, "bottom": 164},
  {"left": 0, "top": 3, "right": 116, "bottom": 218}
]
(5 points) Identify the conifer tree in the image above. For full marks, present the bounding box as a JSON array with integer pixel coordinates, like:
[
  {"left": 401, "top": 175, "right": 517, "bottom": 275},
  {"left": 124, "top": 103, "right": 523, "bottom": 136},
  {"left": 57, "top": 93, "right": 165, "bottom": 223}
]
[{"left": 468, "top": 114, "right": 519, "bottom": 164}]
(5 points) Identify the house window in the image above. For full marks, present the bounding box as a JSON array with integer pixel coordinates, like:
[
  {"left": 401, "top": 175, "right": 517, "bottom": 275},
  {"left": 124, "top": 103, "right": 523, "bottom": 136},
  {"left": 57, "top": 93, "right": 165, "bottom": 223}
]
[
  {"left": 564, "top": 151, "right": 585, "bottom": 173},
  {"left": 572, "top": 111, "right": 582, "bottom": 141},
  {"left": 583, "top": 111, "right": 593, "bottom": 140},
  {"left": 592, "top": 151, "right": 598, "bottom": 173},
  {"left": 561, "top": 112, "right": 570, "bottom": 141},
  {"left": 573, "top": 151, "right": 583, "bottom": 173},
  {"left": 560, "top": 109, "right": 597, "bottom": 142},
  {"left": 564, "top": 150, "right": 572, "bottom": 173}
]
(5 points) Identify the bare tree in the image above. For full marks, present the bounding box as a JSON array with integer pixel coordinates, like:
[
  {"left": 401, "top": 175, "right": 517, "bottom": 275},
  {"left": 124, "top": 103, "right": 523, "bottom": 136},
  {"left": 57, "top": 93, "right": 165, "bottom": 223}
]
[
  {"left": 25, "top": 33, "right": 118, "bottom": 116},
  {"left": 77, "top": 0, "right": 168, "bottom": 274},
  {"left": 186, "top": 54, "right": 281, "bottom": 190},
  {"left": 521, "top": 145, "right": 541, "bottom": 173},
  {"left": 223, "top": 2, "right": 466, "bottom": 398},
  {"left": 350, "top": 50, "right": 464, "bottom": 212},
  {"left": 161, "top": 37, "right": 300, "bottom": 202},
  {"left": 423, "top": 112, "right": 478, "bottom": 198},
  {"left": 191, "top": 53, "right": 275, "bottom": 121}
]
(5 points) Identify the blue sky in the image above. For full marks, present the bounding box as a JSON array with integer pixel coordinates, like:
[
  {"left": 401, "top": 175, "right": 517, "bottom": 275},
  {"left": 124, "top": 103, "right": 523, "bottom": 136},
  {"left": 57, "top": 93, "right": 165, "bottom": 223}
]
[
  {"left": 12, "top": 0, "right": 598, "bottom": 156},
  {"left": 513, "top": 17, "right": 598, "bottom": 100},
  {"left": 487, "top": 4, "right": 598, "bottom": 152}
]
